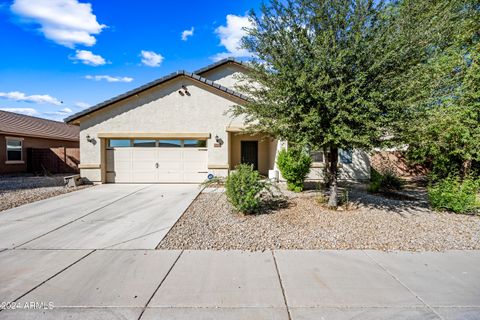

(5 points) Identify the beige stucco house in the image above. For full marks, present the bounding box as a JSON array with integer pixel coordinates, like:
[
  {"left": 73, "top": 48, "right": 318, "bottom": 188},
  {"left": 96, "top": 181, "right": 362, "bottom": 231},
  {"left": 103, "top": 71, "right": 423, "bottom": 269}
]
[{"left": 66, "top": 58, "right": 369, "bottom": 184}]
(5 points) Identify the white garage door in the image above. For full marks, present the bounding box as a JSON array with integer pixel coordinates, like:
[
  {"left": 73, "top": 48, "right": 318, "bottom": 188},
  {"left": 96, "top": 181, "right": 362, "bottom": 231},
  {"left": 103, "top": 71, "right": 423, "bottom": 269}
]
[{"left": 106, "top": 139, "right": 208, "bottom": 183}]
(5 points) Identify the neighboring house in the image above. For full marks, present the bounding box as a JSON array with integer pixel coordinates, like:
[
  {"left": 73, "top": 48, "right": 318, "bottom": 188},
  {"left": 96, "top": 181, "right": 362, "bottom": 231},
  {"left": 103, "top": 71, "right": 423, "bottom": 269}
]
[
  {"left": 0, "top": 110, "right": 79, "bottom": 174},
  {"left": 65, "top": 58, "right": 369, "bottom": 184}
]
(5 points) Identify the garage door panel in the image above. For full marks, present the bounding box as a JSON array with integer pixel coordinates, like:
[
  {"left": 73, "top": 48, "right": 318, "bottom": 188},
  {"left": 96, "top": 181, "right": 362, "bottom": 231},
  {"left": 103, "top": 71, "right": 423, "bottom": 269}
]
[
  {"left": 106, "top": 140, "right": 208, "bottom": 183},
  {"left": 112, "top": 173, "right": 132, "bottom": 183},
  {"left": 132, "top": 173, "right": 157, "bottom": 183},
  {"left": 157, "top": 150, "right": 182, "bottom": 161},
  {"left": 132, "top": 149, "right": 156, "bottom": 160},
  {"left": 158, "top": 162, "right": 183, "bottom": 171},
  {"left": 183, "top": 149, "right": 207, "bottom": 159},
  {"left": 183, "top": 161, "right": 207, "bottom": 171}
]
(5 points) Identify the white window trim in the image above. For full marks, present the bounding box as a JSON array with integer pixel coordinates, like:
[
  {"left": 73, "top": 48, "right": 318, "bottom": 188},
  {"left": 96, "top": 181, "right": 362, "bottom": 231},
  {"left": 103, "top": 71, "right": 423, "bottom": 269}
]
[{"left": 5, "top": 136, "right": 24, "bottom": 164}]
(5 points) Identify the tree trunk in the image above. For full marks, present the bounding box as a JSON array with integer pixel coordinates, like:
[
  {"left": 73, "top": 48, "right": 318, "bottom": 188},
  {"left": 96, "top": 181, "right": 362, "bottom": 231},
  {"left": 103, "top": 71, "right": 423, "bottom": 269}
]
[
  {"left": 323, "top": 146, "right": 331, "bottom": 188},
  {"left": 327, "top": 147, "right": 339, "bottom": 208},
  {"left": 460, "top": 159, "right": 472, "bottom": 181}
]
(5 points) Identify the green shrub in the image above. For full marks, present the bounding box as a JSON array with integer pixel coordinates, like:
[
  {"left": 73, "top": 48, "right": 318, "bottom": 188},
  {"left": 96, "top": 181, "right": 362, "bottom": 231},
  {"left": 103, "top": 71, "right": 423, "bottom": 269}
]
[
  {"left": 277, "top": 148, "right": 312, "bottom": 192},
  {"left": 368, "top": 168, "right": 403, "bottom": 193},
  {"left": 225, "top": 164, "right": 268, "bottom": 214},
  {"left": 428, "top": 177, "right": 480, "bottom": 214}
]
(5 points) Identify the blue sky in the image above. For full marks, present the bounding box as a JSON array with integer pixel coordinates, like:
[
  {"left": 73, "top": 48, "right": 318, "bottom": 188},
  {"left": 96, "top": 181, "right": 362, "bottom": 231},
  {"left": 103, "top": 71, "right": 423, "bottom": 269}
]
[{"left": 0, "top": 0, "right": 261, "bottom": 121}]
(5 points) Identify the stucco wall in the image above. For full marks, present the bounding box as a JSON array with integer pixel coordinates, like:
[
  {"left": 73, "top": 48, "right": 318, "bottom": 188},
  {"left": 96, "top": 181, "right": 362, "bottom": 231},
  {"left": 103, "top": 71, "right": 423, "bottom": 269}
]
[
  {"left": 78, "top": 77, "right": 245, "bottom": 182},
  {"left": 200, "top": 64, "right": 250, "bottom": 91},
  {"left": 305, "top": 149, "right": 371, "bottom": 181}
]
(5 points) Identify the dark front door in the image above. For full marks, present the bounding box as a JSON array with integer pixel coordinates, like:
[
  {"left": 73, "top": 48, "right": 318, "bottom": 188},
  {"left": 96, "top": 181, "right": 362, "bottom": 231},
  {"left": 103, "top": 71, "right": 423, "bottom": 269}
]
[{"left": 241, "top": 141, "right": 258, "bottom": 170}]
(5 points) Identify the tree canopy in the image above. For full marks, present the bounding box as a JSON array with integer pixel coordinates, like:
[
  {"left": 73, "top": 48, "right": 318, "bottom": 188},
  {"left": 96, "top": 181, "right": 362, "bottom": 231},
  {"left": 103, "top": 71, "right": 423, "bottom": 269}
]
[{"left": 232, "top": 0, "right": 478, "bottom": 206}]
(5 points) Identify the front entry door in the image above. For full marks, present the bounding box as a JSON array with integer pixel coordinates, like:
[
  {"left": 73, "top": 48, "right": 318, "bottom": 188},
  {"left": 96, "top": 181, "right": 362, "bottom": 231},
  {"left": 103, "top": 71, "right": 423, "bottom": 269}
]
[{"left": 241, "top": 141, "right": 258, "bottom": 170}]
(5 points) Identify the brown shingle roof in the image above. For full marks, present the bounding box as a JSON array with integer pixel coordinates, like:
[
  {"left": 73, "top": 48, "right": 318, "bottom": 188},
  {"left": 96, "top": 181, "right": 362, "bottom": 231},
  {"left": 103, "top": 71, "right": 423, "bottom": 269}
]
[{"left": 0, "top": 110, "right": 79, "bottom": 141}]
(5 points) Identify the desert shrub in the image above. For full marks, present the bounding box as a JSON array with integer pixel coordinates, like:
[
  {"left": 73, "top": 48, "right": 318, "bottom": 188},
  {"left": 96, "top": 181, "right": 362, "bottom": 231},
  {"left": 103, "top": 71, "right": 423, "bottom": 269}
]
[
  {"left": 277, "top": 148, "right": 312, "bottom": 192},
  {"left": 368, "top": 168, "right": 403, "bottom": 193},
  {"left": 428, "top": 177, "right": 480, "bottom": 214},
  {"left": 225, "top": 164, "right": 269, "bottom": 214}
]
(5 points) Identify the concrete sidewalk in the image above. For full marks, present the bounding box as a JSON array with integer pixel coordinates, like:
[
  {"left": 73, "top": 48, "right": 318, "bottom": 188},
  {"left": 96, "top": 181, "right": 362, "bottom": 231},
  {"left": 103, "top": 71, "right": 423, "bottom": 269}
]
[{"left": 1, "top": 249, "right": 479, "bottom": 319}]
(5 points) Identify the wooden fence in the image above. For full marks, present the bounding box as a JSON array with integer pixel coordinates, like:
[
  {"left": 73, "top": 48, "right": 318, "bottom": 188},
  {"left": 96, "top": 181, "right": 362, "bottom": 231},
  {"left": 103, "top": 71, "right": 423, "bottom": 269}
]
[{"left": 27, "top": 147, "right": 80, "bottom": 174}]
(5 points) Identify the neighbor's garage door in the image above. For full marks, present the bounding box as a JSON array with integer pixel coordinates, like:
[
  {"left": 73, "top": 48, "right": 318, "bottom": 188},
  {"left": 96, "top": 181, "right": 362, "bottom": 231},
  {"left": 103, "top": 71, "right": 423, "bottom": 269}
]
[{"left": 106, "top": 139, "right": 208, "bottom": 183}]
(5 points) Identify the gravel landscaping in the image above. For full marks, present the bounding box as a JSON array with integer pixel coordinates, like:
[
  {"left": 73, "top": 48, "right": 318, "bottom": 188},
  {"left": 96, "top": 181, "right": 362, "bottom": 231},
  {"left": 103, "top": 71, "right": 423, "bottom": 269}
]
[
  {"left": 159, "top": 184, "right": 480, "bottom": 251},
  {"left": 0, "top": 174, "right": 91, "bottom": 212}
]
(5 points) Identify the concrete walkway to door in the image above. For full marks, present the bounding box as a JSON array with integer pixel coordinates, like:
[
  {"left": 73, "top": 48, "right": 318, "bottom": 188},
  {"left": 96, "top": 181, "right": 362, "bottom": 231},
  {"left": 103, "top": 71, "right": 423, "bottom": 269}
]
[{"left": 0, "top": 184, "right": 200, "bottom": 249}]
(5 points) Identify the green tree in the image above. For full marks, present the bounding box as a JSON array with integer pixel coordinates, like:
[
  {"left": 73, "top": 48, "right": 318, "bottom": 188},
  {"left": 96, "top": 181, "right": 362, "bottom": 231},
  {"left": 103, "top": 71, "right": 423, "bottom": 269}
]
[
  {"left": 404, "top": 14, "right": 480, "bottom": 180},
  {"left": 232, "top": 0, "right": 475, "bottom": 207},
  {"left": 232, "top": 0, "right": 471, "bottom": 207}
]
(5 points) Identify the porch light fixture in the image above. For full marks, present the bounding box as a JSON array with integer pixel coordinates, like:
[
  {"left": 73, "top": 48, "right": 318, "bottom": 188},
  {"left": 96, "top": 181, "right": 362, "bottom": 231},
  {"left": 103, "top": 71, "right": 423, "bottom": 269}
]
[
  {"left": 215, "top": 135, "right": 224, "bottom": 146},
  {"left": 86, "top": 134, "right": 96, "bottom": 145}
]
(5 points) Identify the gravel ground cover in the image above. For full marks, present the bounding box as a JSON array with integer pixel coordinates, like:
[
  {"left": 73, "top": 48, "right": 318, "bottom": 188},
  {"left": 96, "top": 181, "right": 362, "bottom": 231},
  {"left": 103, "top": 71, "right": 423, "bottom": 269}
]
[
  {"left": 159, "top": 185, "right": 480, "bottom": 251},
  {"left": 0, "top": 174, "right": 90, "bottom": 212}
]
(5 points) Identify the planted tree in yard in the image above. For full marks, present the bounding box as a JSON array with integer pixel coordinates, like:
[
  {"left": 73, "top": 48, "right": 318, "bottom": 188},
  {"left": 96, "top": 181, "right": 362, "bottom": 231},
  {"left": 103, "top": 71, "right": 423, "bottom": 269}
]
[{"left": 233, "top": 0, "right": 470, "bottom": 208}]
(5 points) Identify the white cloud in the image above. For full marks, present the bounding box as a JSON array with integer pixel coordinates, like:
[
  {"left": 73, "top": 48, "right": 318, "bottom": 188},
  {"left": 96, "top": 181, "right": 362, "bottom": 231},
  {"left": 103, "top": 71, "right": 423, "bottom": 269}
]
[
  {"left": 10, "top": 0, "right": 106, "bottom": 48},
  {"left": 140, "top": 50, "right": 163, "bottom": 67},
  {"left": 0, "top": 91, "right": 62, "bottom": 105},
  {"left": 74, "top": 101, "right": 91, "bottom": 109},
  {"left": 213, "top": 14, "right": 253, "bottom": 61},
  {"left": 44, "top": 107, "right": 72, "bottom": 115},
  {"left": 85, "top": 75, "right": 133, "bottom": 83},
  {"left": 43, "top": 107, "right": 74, "bottom": 121},
  {"left": 0, "top": 107, "right": 39, "bottom": 116},
  {"left": 181, "top": 27, "right": 194, "bottom": 41},
  {"left": 71, "top": 50, "right": 106, "bottom": 66}
]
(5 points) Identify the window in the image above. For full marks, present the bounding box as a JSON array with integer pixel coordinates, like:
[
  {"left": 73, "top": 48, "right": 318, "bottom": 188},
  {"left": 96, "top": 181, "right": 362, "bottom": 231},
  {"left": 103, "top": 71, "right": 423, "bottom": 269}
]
[
  {"left": 6, "top": 138, "right": 22, "bottom": 161},
  {"left": 133, "top": 139, "right": 156, "bottom": 147},
  {"left": 108, "top": 139, "right": 131, "bottom": 148},
  {"left": 184, "top": 140, "right": 207, "bottom": 148},
  {"left": 339, "top": 149, "right": 353, "bottom": 164},
  {"left": 158, "top": 140, "right": 181, "bottom": 147},
  {"left": 310, "top": 150, "right": 324, "bottom": 163}
]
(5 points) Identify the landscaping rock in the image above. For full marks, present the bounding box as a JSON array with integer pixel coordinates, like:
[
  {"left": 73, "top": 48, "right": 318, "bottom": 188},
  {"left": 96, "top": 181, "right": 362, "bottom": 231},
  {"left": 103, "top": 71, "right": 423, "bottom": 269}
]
[{"left": 159, "top": 185, "right": 480, "bottom": 251}]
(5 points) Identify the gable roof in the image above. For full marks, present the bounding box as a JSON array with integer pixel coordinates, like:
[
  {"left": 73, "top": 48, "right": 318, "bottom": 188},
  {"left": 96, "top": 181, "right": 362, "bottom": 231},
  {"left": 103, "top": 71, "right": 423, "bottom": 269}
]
[
  {"left": 194, "top": 58, "right": 250, "bottom": 75},
  {"left": 65, "top": 70, "right": 249, "bottom": 124},
  {"left": 0, "top": 110, "right": 79, "bottom": 141}
]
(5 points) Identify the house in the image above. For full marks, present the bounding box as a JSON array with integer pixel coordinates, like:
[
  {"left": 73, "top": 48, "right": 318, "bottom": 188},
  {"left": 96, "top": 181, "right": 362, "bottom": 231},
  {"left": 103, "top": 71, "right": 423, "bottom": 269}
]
[
  {"left": 65, "top": 58, "right": 369, "bottom": 184},
  {"left": 0, "top": 110, "right": 79, "bottom": 174}
]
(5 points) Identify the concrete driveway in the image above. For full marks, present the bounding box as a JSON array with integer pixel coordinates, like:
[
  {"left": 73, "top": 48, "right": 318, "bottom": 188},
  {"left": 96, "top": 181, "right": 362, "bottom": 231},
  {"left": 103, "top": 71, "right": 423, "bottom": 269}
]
[{"left": 0, "top": 184, "right": 201, "bottom": 249}]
